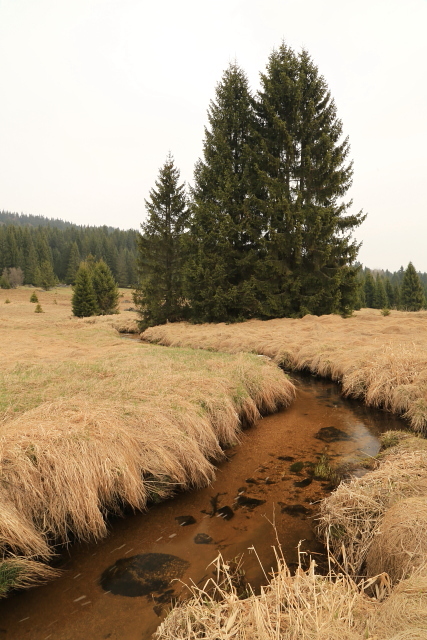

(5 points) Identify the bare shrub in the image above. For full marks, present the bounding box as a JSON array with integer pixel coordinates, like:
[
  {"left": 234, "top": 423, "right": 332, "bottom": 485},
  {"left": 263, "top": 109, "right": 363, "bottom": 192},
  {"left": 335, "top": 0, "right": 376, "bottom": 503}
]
[{"left": 2, "top": 268, "right": 24, "bottom": 289}]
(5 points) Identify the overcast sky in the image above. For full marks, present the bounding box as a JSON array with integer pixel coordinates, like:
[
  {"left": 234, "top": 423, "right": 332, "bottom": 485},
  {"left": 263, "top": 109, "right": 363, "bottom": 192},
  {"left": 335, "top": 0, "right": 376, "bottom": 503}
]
[{"left": 0, "top": 0, "right": 426, "bottom": 271}]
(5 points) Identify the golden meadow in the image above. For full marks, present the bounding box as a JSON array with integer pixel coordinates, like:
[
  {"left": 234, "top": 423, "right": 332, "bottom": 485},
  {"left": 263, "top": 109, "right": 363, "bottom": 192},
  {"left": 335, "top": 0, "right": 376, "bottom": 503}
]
[
  {"left": 3, "top": 288, "right": 427, "bottom": 639},
  {"left": 0, "top": 287, "right": 293, "bottom": 593}
]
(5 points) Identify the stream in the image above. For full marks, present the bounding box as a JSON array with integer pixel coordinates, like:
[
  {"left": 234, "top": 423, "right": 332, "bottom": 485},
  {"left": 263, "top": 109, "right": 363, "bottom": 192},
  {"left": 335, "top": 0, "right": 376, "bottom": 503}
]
[{"left": 0, "top": 373, "right": 406, "bottom": 640}]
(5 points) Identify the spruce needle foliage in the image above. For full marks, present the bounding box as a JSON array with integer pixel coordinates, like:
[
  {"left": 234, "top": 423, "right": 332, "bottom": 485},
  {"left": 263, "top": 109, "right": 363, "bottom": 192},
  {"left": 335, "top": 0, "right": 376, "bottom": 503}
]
[
  {"left": 134, "top": 153, "right": 189, "bottom": 329},
  {"left": 401, "top": 262, "right": 425, "bottom": 311},
  {"left": 92, "top": 259, "right": 119, "bottom": 315},
  {"left": 184, "top": 63, "right": 262, "bottom": 322},
  {"left": 72, "top": 263, "right": 98, "bottom": 317},
  {"left": 254, "top": 44, "right": 365, "bottom": 317}
]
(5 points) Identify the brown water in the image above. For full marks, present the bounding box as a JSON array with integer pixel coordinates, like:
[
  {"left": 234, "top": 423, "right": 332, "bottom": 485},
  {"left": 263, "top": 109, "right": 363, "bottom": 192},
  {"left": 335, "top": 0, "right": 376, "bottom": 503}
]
[{"left": 0, "top": 374, "right": 406, "bottom": 640}]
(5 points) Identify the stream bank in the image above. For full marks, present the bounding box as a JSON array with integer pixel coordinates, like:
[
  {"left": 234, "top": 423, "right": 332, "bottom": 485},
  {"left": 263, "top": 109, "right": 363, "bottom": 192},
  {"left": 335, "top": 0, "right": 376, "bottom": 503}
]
[{"left": 0, "top": 374, "right": 406, "bottom": 640}]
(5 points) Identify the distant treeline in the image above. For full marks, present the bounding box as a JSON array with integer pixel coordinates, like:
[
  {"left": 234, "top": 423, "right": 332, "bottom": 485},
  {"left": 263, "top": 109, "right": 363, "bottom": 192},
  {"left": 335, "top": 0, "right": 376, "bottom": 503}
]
[
  {"left": 0, "top": 210, "right": 138, "bottom": 287},
  {"left": 358, "top": 265, "right": 427, "bottom": 310}
]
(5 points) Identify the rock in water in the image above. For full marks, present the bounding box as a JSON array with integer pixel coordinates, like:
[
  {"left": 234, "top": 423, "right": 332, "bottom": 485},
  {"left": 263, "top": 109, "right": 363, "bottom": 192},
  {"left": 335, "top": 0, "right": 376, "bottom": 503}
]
[
  {"left": 194, "top": 533, "right": 213, "bottom": 544},
  {"left": 236, "top": 495, "right": 266, "bottom": 509},
  {"left": 281, "top": 504, "right": 311, "bottom": 517},
  {"left": 294, "top": 477, "right": 312, "bottom": 488},
  {"left": 175, "top": 515, "right": 196, "bottom": 526},
  {"left": 315, "top": 426, "right": 351, "bottom": 442},
  {"left": 100, "top": 553, "right": 189, "bottom": 597},
  {"left": 217, "top": 506, "right": 234, "bottom": 520}
]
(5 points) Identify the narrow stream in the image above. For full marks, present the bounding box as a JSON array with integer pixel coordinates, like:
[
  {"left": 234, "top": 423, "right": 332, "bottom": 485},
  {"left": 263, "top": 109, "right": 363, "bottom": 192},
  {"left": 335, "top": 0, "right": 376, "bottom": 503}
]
[{"left": 0, "top": 374, "right": 406, "bottom": 640}]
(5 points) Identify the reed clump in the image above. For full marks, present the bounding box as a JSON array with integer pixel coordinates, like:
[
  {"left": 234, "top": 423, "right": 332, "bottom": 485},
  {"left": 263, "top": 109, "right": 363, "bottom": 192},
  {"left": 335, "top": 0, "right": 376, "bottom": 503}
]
[
  {"left": 142, "top": 310, "right": 427, "bottom": 433},
  {"left": 0, "top": 287, "right": 294, "bottom": 596}
]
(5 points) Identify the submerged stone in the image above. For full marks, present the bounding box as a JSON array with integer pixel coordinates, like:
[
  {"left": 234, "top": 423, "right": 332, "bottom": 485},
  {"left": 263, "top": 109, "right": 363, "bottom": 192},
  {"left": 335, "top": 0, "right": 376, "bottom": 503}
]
[
  {"left": 294, "top": 477, "right": 313, "bottom": 488},
  {"left": 289, "top": 461, "right": 304, "bottom": 473},
  {"left": 281, "top": 504, "right": 311, "bottom": 517},
  {"left": 236, "top": 495, "right": 266, "bottom": 509},
  {"left": 175, "top": 515, "right": 196, "bottom": 526},
  {"left": 100, "top": 553, "right": 189, "bottom": 597},
  {"left": 315, "top": 426, "right": 352, "bottom": 442},
  {"left": 194, "top": 533, "right": 213, "bottom": 545},
  {"left": 217, "top": 506, "right": 234, "bottom": 520}
]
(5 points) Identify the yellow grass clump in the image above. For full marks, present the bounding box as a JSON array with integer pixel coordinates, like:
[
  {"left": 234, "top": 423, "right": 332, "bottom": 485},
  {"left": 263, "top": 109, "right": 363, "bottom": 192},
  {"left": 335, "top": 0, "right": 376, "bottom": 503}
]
[
  {"left": 366, "top": 497, "right": 427, "bottom": 582},
  {"left": 155, "top": 553, "right": 373, "bottom": 640},
  {"left": 142, "top": 310, "right": 427, "bottom": 433},
  {"left": 318, "top": 435, "right": 427, "bottom": 576},
  {"left": 155, "top": 549, "right": 427, "bottom": 640},
  {"left": 0, "top": 287, "right": 294, "bottom": 595}
]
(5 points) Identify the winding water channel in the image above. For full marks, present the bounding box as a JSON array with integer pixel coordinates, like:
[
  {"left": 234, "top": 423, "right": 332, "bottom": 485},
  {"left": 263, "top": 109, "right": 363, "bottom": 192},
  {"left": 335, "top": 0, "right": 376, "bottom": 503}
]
[{"left": 0, "top": 373, "right": 406, "bottom": 640}]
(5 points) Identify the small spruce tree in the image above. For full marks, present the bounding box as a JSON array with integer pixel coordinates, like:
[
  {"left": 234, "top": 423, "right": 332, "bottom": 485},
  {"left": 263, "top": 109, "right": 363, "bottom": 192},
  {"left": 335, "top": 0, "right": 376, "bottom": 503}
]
[
  {"left": 30, "top": 292, "right": 39, "bottom": 303},
  {"left": 39, "top": 261, "right": 57, "bottom": 290},
  {"left": 373, "top": 277, "right": 388, "bottom": 309},
  {"left": 401, "top": 262, "right": 426, "bottom": 311},
  {"left": 92, "top": 259, "right": 119, "bottom": 315},
  {"left": 72, "top": 264, "right": 98, "bottom": 317},
  {"left": 65, "top": 242, "right": 81, "bottom": 285},
  {"left": 35, "top": 303, "right": 43, "bottom": 313},
  {"left": 364, "top": 271, "right": 376, "bottom": 308}
]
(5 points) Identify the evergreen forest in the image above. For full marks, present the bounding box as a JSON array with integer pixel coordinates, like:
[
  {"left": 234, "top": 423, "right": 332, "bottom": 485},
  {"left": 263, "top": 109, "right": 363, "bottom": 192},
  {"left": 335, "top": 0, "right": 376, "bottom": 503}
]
[{"left": 0, "top": 211, "right": 138, "bottom": 288}]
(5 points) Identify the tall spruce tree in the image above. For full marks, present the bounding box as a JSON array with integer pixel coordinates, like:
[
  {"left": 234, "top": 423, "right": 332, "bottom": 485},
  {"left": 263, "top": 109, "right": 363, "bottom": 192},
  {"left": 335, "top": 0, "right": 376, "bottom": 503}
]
[
  {"left": 254, "top": 44, "right": 365, "bottom": 317},
  {"left": 401, "top": 262, "right": 425, "bottom": 311},
  {"left": 185, "top": 63, "right": 261, "bottom": 322},
  {"left": 134, "top": 154, "right": 188, "bottom": 328}
]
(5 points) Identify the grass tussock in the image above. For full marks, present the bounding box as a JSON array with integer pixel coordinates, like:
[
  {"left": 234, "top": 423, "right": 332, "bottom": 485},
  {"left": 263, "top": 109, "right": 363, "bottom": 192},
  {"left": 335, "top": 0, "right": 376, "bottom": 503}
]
[
  {"left": 155, "top": 552, "right": 373, "bottom": 640},
  {"left": 142, "top": 310, "right": 427, "bottom": 433},
  {"left": 0, "top": 287, "right": 294, "bottom": 594},
  {"left": 318, "top": 433, "right": 427, "bottom": 581},
  {"left": 0, "top": 557, "right": 59, "bottom": 598},
  {"left": 155, "top": 548, "right": 427, "bottom": 640}
]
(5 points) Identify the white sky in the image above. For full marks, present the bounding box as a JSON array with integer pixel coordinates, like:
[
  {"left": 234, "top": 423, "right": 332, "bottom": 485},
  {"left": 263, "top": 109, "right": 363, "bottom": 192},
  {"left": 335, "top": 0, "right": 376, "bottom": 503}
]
[{"left": 0, "top": 0, "right": 426, "bottom": 271}]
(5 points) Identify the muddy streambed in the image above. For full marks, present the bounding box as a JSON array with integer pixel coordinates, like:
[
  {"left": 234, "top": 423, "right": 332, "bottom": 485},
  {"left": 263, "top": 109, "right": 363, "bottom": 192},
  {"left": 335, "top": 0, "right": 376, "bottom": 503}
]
[{"left": 0, "top": 375, "right": 406, "bottom": 640}]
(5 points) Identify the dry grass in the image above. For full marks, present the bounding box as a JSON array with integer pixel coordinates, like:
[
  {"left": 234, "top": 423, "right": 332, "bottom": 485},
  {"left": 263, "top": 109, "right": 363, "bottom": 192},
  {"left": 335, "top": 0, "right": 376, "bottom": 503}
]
[
  {"left": 142, "top": 309, "right": 427, "bottom": 433},
  {"left": 0, "top": 287, "right": 294, "bottom": 596},
  {"left": 155, "top": 549, "right": 427, "bottom": 640},
  {"left": 155, "top": 552, "right": 373, "bottom": 640},
  {"left": 366, "top": 497, "right": 427, "bottom": 582},
  {"left": 318, "top": 435, "right": 427, "bottom": 577}
]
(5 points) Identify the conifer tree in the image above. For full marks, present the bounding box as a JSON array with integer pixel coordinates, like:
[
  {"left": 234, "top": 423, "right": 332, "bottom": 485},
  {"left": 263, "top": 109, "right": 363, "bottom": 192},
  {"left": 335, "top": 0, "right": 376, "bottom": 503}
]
[
  {"left": 39, "top": 261, "right": 57, "bottom": 290},
  {"left": 373, "top": 276, "right": 388, "bottom": 309},
  {"left": 185, "top": 63, "right": 261, "bottom": 322},
  {"left": 92, "top": 259, "right": 119, "bottom": 315},
  {"left": 134, "top": 154, "right": 188, "bottom": 328},
  {"left": 364, "top": 271, "right": 376, "bottom": 308},
  {"left": 385, "top": 279, "right": 394, "bottom": 308},
  {"left": 24, "top": 238, "right": 39, "bottom": 285},
  {"left": 66, "top": 242, "right": 81, "bottom": 285},
  {"left": 72, "top": 264, "right": 98, "bottom": 317},
  {"left": 254, "top": 44, "right": 365, "bottom": 317},
  {"left": 401, "top": 262, "right": 425, "bottom": 311}
]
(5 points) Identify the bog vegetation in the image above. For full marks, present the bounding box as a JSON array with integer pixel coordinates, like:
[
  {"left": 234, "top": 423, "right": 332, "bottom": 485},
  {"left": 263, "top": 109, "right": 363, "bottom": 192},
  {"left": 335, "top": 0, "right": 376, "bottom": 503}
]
[
  {"left": 0, "top": 287, "right": 293, "bottom": 597},
  {"left": 143, "top": 309, "right": 427, "bottom": 433}
]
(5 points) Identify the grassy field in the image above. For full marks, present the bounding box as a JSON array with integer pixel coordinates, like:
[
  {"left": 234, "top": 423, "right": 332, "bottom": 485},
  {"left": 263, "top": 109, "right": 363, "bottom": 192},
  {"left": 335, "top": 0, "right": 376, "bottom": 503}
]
[
  {"left": 143, "top": 311, "right": 427, "bottom": 432},
  {"left": 0, "top": 287, "right": 294, "bottom": 595}
]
